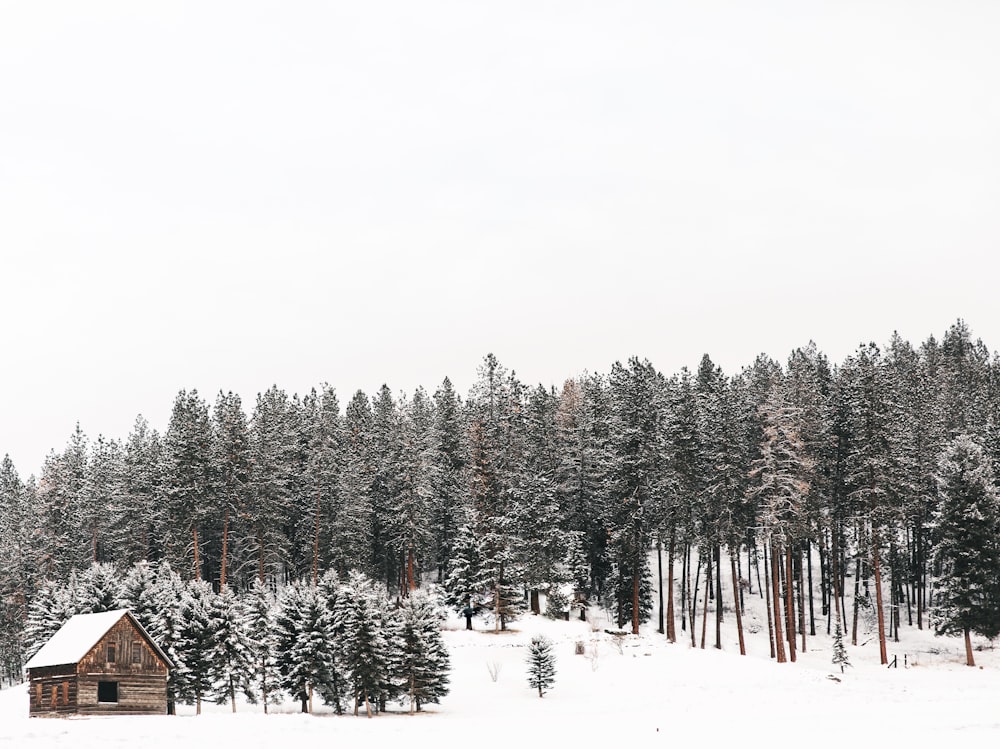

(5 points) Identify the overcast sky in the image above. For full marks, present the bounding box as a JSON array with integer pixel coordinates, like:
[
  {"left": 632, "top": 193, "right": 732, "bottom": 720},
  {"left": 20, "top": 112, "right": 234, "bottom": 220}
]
[{"left": 2, "top": 1, "right": 999, "bottom": 476}]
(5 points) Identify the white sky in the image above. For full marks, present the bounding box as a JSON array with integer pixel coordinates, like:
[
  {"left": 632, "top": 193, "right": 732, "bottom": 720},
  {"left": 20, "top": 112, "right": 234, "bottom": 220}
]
[{"left": 2, "top": 1, "right": 999, "bottom": 476}]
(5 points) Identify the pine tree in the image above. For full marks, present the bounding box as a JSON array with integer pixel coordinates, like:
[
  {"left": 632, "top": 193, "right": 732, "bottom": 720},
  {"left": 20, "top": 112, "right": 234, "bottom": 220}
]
[
  {"left": 149, "top": 561, "right": 188, "bottom": 714},
  {"left": 831, "top": 620, "right": 850, "bottom": 673},
  {"left": 336, "top": 571, "right": 391, "bottom": 717},
  {"left": 116, "top": 560, "right": 160, "bottom": 632},
  {"left": 208, "top": 587, "right": 255, "bottom": 711},
  {"left": 526, "top": 636, "right": 556, "bottom": 697},
  {"left": 178, "top": 579, "right": 216, "bottom": 714},
  {"left": 211, "top": 392, "right": 250, "bottom": 589},
  {"left": 931, "top": 434, "right": 1000, "bottom": 666},
  {"left": 392, "top": 591, "right": 450, "bottom": 713},
  {"left": 243, "top": 580, "right": 281, "bottom": 713},
  {"left": 275, "top": 582, "right": 336, "bottom": 713},
  {"left": 75, "top": 562, "right": 124, "bottom": 613}
]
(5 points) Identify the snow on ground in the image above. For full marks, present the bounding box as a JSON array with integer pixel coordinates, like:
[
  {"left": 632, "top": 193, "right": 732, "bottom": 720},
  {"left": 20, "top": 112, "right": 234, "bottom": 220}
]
[{"left": 4, "top": 574, "right": 1000, "bottom": 747}]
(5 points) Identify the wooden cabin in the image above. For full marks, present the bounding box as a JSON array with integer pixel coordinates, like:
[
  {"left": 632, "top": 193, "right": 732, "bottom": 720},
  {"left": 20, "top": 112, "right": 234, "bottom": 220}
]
[{"left": 25, "top": 609, "right": 172, "bottom": 717}]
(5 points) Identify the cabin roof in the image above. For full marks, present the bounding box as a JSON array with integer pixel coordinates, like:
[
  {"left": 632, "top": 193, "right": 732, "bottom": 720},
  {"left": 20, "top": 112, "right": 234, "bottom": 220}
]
[{"left": 24, "top": 609, "right": 173, "bottom": 671}]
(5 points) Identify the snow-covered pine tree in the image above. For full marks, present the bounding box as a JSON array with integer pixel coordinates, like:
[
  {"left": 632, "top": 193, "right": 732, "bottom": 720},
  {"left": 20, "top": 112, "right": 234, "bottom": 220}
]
[
  {"left": 23, "top": 579, "right": 78, "bottom": 659},
  {"left": 149, "top": 561, "right": 189, "bottom": 715},
  {"left": 178, "top": 579, "right": 216, "bottom": 714},
  {"left": 443, "top": 517, "right": 482, "bottom": 622},
  {"left": 336, "top": 571, "right": 391, "bottom": 717},
  {"left": 316, "top": 569, "right": 349, "bottom": 713},
  {"left": 74, "top": 562, "right": 123, "bottom": 613},
  {"left": 430, "top": 377, "right": 467, "bottom": 584},
  {"left": 211, "top": 391, "right": 251, "bottom": 590},
  {"left": 392, "top": 591, "right": 450, "bottom": 714},
  {"left": 116, "top": 560, "right": 160, "bottom": 632},
  {"left": 831, "top": 620, "right": 850, "bottom": 673},
  {"left": 526, "top": 635, "right": 556, "bottom": 697},
  {"left": 209, "top": 587, "right": 256, "bottom": 711},
  {"left": 275, "top": 582, "right": 336, "bottom": 713},
  {"left": 243, "top": 580, "right": 281, "bottom": 713},
  {"left": 931, "top": 434, "right": 1000, "bottom": 666}
]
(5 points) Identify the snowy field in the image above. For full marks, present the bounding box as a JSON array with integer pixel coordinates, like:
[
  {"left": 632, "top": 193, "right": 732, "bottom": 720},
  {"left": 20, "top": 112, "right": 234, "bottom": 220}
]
[{"left": 3, "top": 594, "right": 999, "bottom": 749}]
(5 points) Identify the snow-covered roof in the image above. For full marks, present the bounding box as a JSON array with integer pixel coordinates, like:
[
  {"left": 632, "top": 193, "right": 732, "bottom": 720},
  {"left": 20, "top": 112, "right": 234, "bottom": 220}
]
[{"left": 24, "top": 609, "right": 171, "bottom": 671}]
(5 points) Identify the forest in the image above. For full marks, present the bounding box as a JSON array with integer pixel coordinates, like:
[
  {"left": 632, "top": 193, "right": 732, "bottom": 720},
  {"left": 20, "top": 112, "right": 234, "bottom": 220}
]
[{"left": 3, "top": 319, "right": 1000, "bottom": 694}]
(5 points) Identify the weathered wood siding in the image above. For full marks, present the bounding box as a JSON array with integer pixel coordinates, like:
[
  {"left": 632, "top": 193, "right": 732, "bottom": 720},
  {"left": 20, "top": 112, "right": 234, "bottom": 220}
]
[
  {"left": 74, "top": 616, "right": 169, "bottom": 715},
  {"left": 29, "top": 614, "right": 170, "bottom": 716},
  {"left": 77, "top": 617, "right": 168, "bottom": 677},
  {"left": 75, "top": 674, "right": 168, "bottom": 715},
  {"left": 27, "top": 665, "right": 77, "bottom": 716}
]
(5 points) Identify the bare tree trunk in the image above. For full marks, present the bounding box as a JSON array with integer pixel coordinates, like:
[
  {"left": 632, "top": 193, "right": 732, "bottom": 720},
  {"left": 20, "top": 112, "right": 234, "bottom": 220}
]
[
  {"left": 714, "top": 545, "right": 723, "bottom": 650},
  {"left": 666, "top": 534, "right": 676, "bottom": 643},
  {"left": 797, "top": 546, "right": 807, "bottom": 653},
  {"left": 689, "top": 555, "right": 701, "bottom": 648},
  {"left": 806, "top": 540, "right": 816, "bottom": 636},
  {"left": 785, "top": 546, "right": 797, "bottom": 662},
  {"left": 964, "top": 626, "right": 975, "bottom": 667},
  {"left": 731, "top": 552, "right": 746, "bottom": 655},
  {"left": 681, "top": 543, "right": 689, "bottom": 632},
  {"left": 852, "top": 555, "right": 861, "bottom": 646},
  {"left": 872, "top": 531, "right": 888, "bottom": 665},
  {"left": 230, "top": 676, "right": 236, "bottom": 713},
  {"left": 700, "top": 564, "right": 709, "bottom": 649},
  {"left": 770, "top": 541, "right": 786, "bottom": 663},
  {"left": 764, "top": 541, "right": 775, "bottom": 659},
  {"left": 365, "top": 691, "right": 373, "bottom": 719},
  {"left": 657, "top": 540, "right": 665, "bottom": 635},
  {"left": 632, "top": 565, "right": 640, "bottom": 635}
]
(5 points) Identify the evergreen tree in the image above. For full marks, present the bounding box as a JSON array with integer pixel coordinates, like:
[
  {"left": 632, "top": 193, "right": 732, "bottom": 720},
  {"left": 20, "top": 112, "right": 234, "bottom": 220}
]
[
  {"left": 931, "top": 434, "right": 1000, "bottom": 666},
  {"left": 177, "top": 579, "right": 216, "bottom": 714},
  {"left": 209, "top": 587, "right": 256, "bottom": 711},
  {"left": 75, "top": 562, "right": 124, "bottom": 613},
  {"left": 526, "top": 635, "right": 556, "bottom": 697},
  {"left": 116, "top": 560, "right": 160, "bottom": 632},
  {"left": 336, "top": 571, "right": 392, "bottom": 717},
  {"left": 163, "top": 391, "right": 215, "bottom": 580},
  {"left": 243, "top": 580, "right": 281, "bottom": 713},
  {"left": 275, "top": 582, "right": 336, "bottom": 713},
  {"left": 831, "top": 620, "right": 850, "bottom": 673},
  {"left": 149, "top": 561, "right": 188, "bottom": 714},
  {"left": 211, "top": 392, "right": 250, "bottom": 589},
  {"left": 392, "top": 591, "right": 450, "bottom": 713}
]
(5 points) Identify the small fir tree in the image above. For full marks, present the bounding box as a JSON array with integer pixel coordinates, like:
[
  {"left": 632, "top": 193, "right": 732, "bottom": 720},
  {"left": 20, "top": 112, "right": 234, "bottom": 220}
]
[
  {"left": 527, "top": 636, "right": 556, "bottom": 697},
  {"left": 209, "top": 587, "right": 256, "bottom": 712},
  {"left": 831, "top": 620, "right": 850, "bottom": 673},
  {"left": 243, "top": 580, "right": 281, "bottom": 713}
]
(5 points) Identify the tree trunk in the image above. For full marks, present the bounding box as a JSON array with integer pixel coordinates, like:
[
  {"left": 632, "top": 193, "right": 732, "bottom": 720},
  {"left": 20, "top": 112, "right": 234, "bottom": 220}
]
[
  {"left": 666, "top": 534, "right": 676, "bottom": 643},
  {"left": 852, "top": 555, "right": 861, "bottom": 646},
  {"left": 872, "top": 531, "right": 888, "bottom": 665},
  {"left": 365, "top": 691, "right": 373, "bottom": 719},
  {"left": 681, "top": 543, "right": 689, "bottom": 632},
  {"left": 530, "top": 589, "right": 540, "bottom": 615},
  {"left": 770, "top": 541, "right": 786, "bottom": 663},
  {"left": 262, "top": 656, "right": 269, "bottom": 714},
  {"left": 407, "top": 545, "right": 416, "bottom": 595},
  {"left": 764, "top": 541, "right": 775, "bottom": 659},
  {"left": 964, "top": 626, "right": 975, "bottom": 667},
  {"left": 410, "top": 674, "right": 416, "bottom": 715},
  {"left": 806, "top": 540, "right": 815, "bottom": 636},
  {"left": 258, "top": 529, "right": 266, "bottom": 584},
  {"left": 632, "top": 566, "right": 640, "bottom": 635},
  {"left": 785, "top": 545, "right": 797, "bottom": 662},
  {"left": 700, "top": 562, "right": 709, "bottom": 649},
  {"left": 714, "top": 545, "right": 723, "bottom": 650},
  {"left": 657, "top": 540, "right": 665, "bottom": 635},
  {"left": 797, "top": 546, "right": 807, "bottom": 653},
  {"left": 196, "top": 693, "right": 202, "bottom": 715},
  {"left": 689, "top": 555, "right": 701, "bottom": 648},
  {"left": 221, "top": 508, "right": 230, "bottom": 589},
  {"left": 731, "top": 553, "right": 746, "bottom": 655},
  {"left": 230, "top": 676, "right": 236, "bottom": 713}
]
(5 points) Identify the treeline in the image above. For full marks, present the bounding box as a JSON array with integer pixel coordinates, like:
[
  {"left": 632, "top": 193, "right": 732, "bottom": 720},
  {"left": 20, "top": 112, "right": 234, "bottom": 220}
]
[
  {"left": 3, "top": 319, "right": 1000, "bottom": 677},
  {"left": 24, "top": 561, "right": 449, "bottom": 715}
]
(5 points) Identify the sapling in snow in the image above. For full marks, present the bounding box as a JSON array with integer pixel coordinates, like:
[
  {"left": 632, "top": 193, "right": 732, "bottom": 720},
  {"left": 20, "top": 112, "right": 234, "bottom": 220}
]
[{"left": 526, "top": 636, "right": 555, "bottom": 697}]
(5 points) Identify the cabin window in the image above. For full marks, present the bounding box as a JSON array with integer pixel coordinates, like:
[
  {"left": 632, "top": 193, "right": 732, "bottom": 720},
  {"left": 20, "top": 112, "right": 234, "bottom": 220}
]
[
  {"left": 97, "top": 681, "right": 118, "bottom": 703},
  {"left": 132, "top": 641, "right": 142, "bottom": 664},
  {"left": 107, "top": 643, "right": 116, "bottom": 663}
]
